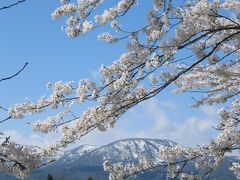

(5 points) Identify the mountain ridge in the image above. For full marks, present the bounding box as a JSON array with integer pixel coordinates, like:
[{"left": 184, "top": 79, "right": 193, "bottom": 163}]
[{"left": 0, "top": 138, "right": 238, "bottom": 180}]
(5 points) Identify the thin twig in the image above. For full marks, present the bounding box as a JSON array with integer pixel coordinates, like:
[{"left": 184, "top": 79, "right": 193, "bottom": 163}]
[
  {"left": 0, "top": 62, "right": 28, "bottom": 82},
  {"left": 0, "top": 0, "right": 26, "bottom": 11},
  {"left": 0, "top": 116, "right": 11, "bottom": 124},
  {"left": 0, "top": 106, "right": 8, "bottom": 112}
]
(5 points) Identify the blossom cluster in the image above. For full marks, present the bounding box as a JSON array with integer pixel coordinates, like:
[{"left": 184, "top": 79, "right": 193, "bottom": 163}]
[
  {"left": 230, "top": 163, "right": 240, "bottom": 179},
  {"left": 0, "top": 134, "right": 41, "bottom": 179},
  {"left": 103, "top": 155, "right": 155, "bottom": 180},
  {"left": 5, "top": 0, "right": 240, "bottom": 179}
]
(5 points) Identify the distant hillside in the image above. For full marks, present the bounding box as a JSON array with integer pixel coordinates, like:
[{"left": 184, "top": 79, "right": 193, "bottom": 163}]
[{"left": 0, "top": 138, "right": 238, "bottom": 180}]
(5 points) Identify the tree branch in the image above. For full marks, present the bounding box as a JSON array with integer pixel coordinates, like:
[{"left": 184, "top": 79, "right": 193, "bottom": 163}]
[
  {"left": 0, "top": 62, "right": 28, "bottom": 82},
  {"left": 0, "top": 116, "right": 11, "bottom": 124},
  {"left": 0, "top": 0, "right": 26, "bottom": 11}
]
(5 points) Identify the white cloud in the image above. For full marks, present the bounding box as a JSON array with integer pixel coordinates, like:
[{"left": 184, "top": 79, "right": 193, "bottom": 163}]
[
  {"left": 159, "top": 101, "right": 176, "bottom": 109},
  {"left": 3, "top": 99, "right": 220, "bottom": 149},
  {"left": 200, "top": 105, "right": 218, "bottom": 118},
  {"left": 74, "top": 99, "right": 219, "bottom": 147},
  {"left": 4, "top": 130, "right": 58, "bottom": 148}
]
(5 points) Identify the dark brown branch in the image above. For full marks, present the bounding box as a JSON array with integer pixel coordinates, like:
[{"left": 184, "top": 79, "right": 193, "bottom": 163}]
[
  {"left": 0, "top": 62, "right": 28, "bottom": 82},
  {"left": 0, "top": 0, "right": 26, "bottom": 11},
  {"left": 36, "top": 159, "right": 55, "bottom": 169},
  {"left": 0, "top": 106, "right": 8, "bottom": 112},
  {"left": 0, "top": 116, "right": 11, "bottom": 124},
  {"left": 122, "top": 156, "right": 197, "bottom": 179}
]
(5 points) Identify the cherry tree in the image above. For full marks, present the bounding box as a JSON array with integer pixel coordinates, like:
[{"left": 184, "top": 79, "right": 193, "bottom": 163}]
[
  {"left": 3, "top": 0, "right": 240, "bottom": 179},
  {"left": 0, "top": 2, "right": 41, "bottom": 178},
  {"left": 0, "top": 63, "right": 41, "bottom": 179}
]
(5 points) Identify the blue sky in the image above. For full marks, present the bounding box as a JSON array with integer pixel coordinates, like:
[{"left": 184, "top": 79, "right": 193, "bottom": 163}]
[{"left": 0, "top": 1, "right": 219, "bottom": 149}]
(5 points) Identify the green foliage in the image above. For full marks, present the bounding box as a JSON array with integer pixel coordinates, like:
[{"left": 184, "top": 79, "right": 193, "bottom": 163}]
[{"left": 47, "top": 173, "right": 54, "bottom": 180}]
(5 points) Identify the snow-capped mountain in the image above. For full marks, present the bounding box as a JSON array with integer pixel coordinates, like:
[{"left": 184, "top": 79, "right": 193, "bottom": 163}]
[
  {"left": 0, "top": 138, "right": 238, "bottom": 180},
  {"left": 58, "top": 144, "right": 98, "bottom": 164},
  {"left": 76, "top": 138, "right": 176, "bottom": 165},
  {"left": 33, "top": 138, "right": 175, "bottom": 180}
]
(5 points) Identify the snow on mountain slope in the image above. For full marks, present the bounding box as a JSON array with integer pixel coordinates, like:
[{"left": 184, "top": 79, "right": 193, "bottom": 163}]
[
  {"left": 35, "top": 138, "right": 238, "bottom": 180},
  {"left": 72, "top": 138, "right": 177, "bottom": 165},
  {"left": 48, "top": 138, "right": 176, "bottom": 168},
  {"left": 1, "top": 138, "right": 237, "bottom": 180},
  {"left": 57, "top": 144, "right": 98, "bottom": 164}
]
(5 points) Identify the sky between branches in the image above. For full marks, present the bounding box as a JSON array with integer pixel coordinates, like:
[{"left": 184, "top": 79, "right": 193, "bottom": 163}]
[{"left": 0, "top": 0, "right": 219, "bottom": 149}]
